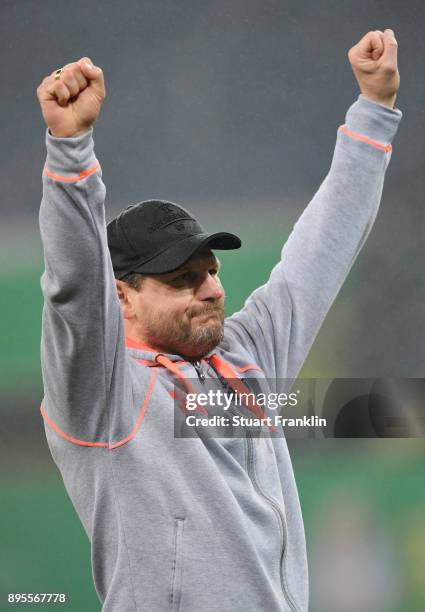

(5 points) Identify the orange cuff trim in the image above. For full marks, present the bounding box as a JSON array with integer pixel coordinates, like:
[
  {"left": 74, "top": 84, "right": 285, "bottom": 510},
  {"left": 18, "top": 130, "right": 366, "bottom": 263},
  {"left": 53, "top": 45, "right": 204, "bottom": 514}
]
[
  {"left": 338, "top": 125, "right": 392, "bottom": 153},
  {"left": 43, "top": 161, "right": 101, "bottom": 183},
  {"left": 39, "top": 369, "right": 156, "bottom": 449}
]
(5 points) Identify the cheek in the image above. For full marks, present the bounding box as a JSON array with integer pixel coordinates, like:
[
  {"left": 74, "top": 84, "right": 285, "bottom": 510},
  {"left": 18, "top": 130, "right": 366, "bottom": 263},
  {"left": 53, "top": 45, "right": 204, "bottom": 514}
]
[
  {"left": 137, "top": 286, "right": 192, "bottom": 322},
  {"left": 134, "top": 296, "right": 162, "bottom": 324},
  {"left": 154, "top": 298, "right": 189, "bottom": 322}
]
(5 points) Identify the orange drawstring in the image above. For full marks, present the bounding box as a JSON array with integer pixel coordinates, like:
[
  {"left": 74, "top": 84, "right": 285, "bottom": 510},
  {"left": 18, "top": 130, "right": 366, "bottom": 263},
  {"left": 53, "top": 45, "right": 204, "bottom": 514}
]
[
  {"left": 208, "top": 354, "right": 277, "bottom": 432},
  {"left": 155, "top": 354, "right": 208, "bottom": 416},
  {"left": 154, "top": 353, "right": 276, "bottom": 432}
]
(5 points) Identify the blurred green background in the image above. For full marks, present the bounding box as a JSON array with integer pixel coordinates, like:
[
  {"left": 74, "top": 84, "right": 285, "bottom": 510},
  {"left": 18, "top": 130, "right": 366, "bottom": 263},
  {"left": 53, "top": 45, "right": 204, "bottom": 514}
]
[
  {"left": 2, "top": 232, "right": 425, "bottom": 611},
  {"left": 2, "top": 1, "right": 425, "bottom": 610}
]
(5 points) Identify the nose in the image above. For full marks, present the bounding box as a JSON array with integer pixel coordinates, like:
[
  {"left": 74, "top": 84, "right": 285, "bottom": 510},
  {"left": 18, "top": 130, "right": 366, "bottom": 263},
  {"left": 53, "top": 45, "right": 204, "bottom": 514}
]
[{"left": 197, "top": 273, "right": 224, "bottom": 302}]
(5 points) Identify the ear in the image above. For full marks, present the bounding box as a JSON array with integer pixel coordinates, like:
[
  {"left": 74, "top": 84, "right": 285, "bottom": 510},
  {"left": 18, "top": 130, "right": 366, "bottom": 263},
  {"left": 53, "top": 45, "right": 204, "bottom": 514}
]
[{"left": 115, "top": 279, "right": 135, "bottom": 320}]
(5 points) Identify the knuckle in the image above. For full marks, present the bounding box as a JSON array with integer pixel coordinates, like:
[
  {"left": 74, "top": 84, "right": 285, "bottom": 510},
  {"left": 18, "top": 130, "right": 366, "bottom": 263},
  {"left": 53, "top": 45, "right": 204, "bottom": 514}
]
[
  {"left": 73, "top": 69, "right": 85, "bottom": 83},
  {"left": 57, "top": 82, "right": 68, "bottom": 96},
  {"left": 62, "top": 62, "right": 77, "bottom": 71},
  {"left": 63, "top": 76, "right": 78, "bottom": 91},
  {"left": 61, "top": 65, "right": 73, "bottom": 77},
  {"left": 63, "top": 72, "right": 76, "bottom": 85},
  {"left": 60, "top": 77, "right": 73, "bottom": 91}
]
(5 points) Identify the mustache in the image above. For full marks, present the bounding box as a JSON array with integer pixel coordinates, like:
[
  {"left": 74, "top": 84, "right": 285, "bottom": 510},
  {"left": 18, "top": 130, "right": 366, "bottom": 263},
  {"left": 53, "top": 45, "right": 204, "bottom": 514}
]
[{"left": 187, "top": 301, "right": 225, "bottom": 319}]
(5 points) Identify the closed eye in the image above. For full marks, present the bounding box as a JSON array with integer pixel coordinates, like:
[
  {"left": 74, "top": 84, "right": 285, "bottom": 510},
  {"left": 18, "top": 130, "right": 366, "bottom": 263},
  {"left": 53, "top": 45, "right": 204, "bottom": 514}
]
[
  {"left": 174, "top": 271, "right": 197, "bottom": 284},
  {"left": 169, "top": 261, "right": 220, "bottom": 285}
]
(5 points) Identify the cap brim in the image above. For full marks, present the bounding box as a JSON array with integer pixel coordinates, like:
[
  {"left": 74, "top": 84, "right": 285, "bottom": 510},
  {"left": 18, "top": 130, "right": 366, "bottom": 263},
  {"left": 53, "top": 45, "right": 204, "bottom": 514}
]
[{"left": 131, "top": 232, "right": 241, "bottom": 274}]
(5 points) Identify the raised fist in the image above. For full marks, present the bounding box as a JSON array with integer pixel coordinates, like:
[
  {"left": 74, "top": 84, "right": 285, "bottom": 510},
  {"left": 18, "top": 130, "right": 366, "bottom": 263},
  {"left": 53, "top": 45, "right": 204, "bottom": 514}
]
[
  {"left": 36, "top": 57, "right": 105, "bottom": 138},
  {"left": 348, "top": 29, "right": 400, "bottom": 108}
]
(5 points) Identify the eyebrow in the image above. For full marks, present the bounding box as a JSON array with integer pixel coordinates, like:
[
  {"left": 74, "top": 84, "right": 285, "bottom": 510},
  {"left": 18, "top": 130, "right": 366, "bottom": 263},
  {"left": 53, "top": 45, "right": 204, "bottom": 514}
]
[{"left": 172, "top": 257, "right": 221, "bottom": 275}]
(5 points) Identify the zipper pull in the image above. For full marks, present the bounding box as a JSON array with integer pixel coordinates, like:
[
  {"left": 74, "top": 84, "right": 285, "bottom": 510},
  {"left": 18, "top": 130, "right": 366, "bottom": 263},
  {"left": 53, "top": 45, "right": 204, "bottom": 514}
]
[{"left": 193, "top": 360, "right": 205, "bottom": 383}]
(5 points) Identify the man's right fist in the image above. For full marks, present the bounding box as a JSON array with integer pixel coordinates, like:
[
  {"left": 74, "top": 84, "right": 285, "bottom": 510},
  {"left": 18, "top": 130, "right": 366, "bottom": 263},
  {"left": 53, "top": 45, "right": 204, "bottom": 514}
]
[{"left": 36, "top": 57, "right": 105, "bottom": 138}]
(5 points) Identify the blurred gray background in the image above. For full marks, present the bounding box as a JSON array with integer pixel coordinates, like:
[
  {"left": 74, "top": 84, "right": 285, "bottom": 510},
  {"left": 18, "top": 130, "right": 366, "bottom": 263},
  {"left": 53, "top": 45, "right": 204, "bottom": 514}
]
[
  {"left": 1, "top": 1, "right": 424, "bottom": 611},
  {"left": 1, "top": 0, "right": 424, "bottom": 378}
]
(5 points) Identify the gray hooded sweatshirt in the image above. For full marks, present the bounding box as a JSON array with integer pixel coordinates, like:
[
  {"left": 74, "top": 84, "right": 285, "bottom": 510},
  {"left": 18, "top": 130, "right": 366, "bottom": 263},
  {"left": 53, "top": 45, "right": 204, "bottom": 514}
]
[{"left": 39, "top": 95, "right": 401, "bottom": 611}]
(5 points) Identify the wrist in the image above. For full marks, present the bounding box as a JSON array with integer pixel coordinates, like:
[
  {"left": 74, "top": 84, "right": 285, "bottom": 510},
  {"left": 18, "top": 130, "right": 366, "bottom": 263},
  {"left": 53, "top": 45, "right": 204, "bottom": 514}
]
[
  {"left": 344, "top": 95, "right": 402, "bottom": 147},
  {"left": 48, "top": 126, "right": 92, "bottom": 138},
  {"left": 360, "top": 91, "right": 397, "bottom": 109},
  {"left": 44, "top": 126, "right": 96, "bottom": 177}
]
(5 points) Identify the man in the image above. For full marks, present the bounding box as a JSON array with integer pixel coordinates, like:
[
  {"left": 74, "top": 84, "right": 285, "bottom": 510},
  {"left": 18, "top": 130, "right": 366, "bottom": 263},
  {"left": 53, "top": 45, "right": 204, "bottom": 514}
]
[{"left": 37, "top": 29, "right": 401, "bottom": 612}]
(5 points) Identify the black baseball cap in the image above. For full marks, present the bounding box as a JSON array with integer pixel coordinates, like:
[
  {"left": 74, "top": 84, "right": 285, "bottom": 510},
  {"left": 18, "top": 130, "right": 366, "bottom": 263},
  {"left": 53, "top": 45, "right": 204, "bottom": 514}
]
[{"left": 107, "top": 199, "right": 241, "bottom": 278}]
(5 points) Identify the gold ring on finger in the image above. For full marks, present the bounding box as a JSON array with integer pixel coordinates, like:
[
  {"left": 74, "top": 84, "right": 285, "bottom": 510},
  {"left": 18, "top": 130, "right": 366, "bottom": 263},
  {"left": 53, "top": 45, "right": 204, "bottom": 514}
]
[{"left": 54, "top": 68, "right": 63, "bottom": 80}]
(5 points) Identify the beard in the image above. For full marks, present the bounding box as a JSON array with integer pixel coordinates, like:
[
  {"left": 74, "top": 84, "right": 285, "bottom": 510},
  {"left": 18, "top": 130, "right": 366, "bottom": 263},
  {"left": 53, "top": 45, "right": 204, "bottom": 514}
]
[{"left": 142, "top": 300, "right": 225, "bottom": 359}]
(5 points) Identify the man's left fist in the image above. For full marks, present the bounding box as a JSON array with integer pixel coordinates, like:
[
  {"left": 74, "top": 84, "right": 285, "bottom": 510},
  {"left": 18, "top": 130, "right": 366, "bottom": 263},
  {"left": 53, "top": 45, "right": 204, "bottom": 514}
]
[{"left": 348, "top": 29, "right": 400, "bottom": 108}]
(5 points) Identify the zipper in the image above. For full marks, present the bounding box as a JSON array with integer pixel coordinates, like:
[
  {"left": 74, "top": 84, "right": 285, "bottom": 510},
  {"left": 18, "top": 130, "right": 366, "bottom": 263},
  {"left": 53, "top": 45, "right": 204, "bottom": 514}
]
[
  {"left": 208, "top": 357, "right": 298, "bottom": 609},
  {"left": 245, "top": 431, "right": 298, "bottom": 612},
  {"left": 192, "top": 360, "right": 205, "bottom": 383}
]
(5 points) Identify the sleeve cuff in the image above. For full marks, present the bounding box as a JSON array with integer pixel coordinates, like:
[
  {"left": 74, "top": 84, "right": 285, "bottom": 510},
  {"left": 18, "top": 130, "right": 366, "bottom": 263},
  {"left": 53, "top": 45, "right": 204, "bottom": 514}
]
[
  {"left": 344, "top": 94, "right": 402, "bottom": 146},
  {"left": 44, "top": 127, "right": 98, "bottom": 177}
]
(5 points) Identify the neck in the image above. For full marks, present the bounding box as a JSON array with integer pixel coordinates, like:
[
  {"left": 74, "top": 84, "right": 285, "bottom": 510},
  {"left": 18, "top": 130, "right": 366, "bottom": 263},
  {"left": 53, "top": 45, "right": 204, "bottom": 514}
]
[
  {"left": 124, "top": 320, "right": 159, "bottom": 351},
  {"left": 125, "top": 335, "right": 210, "bottom": 361}
]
